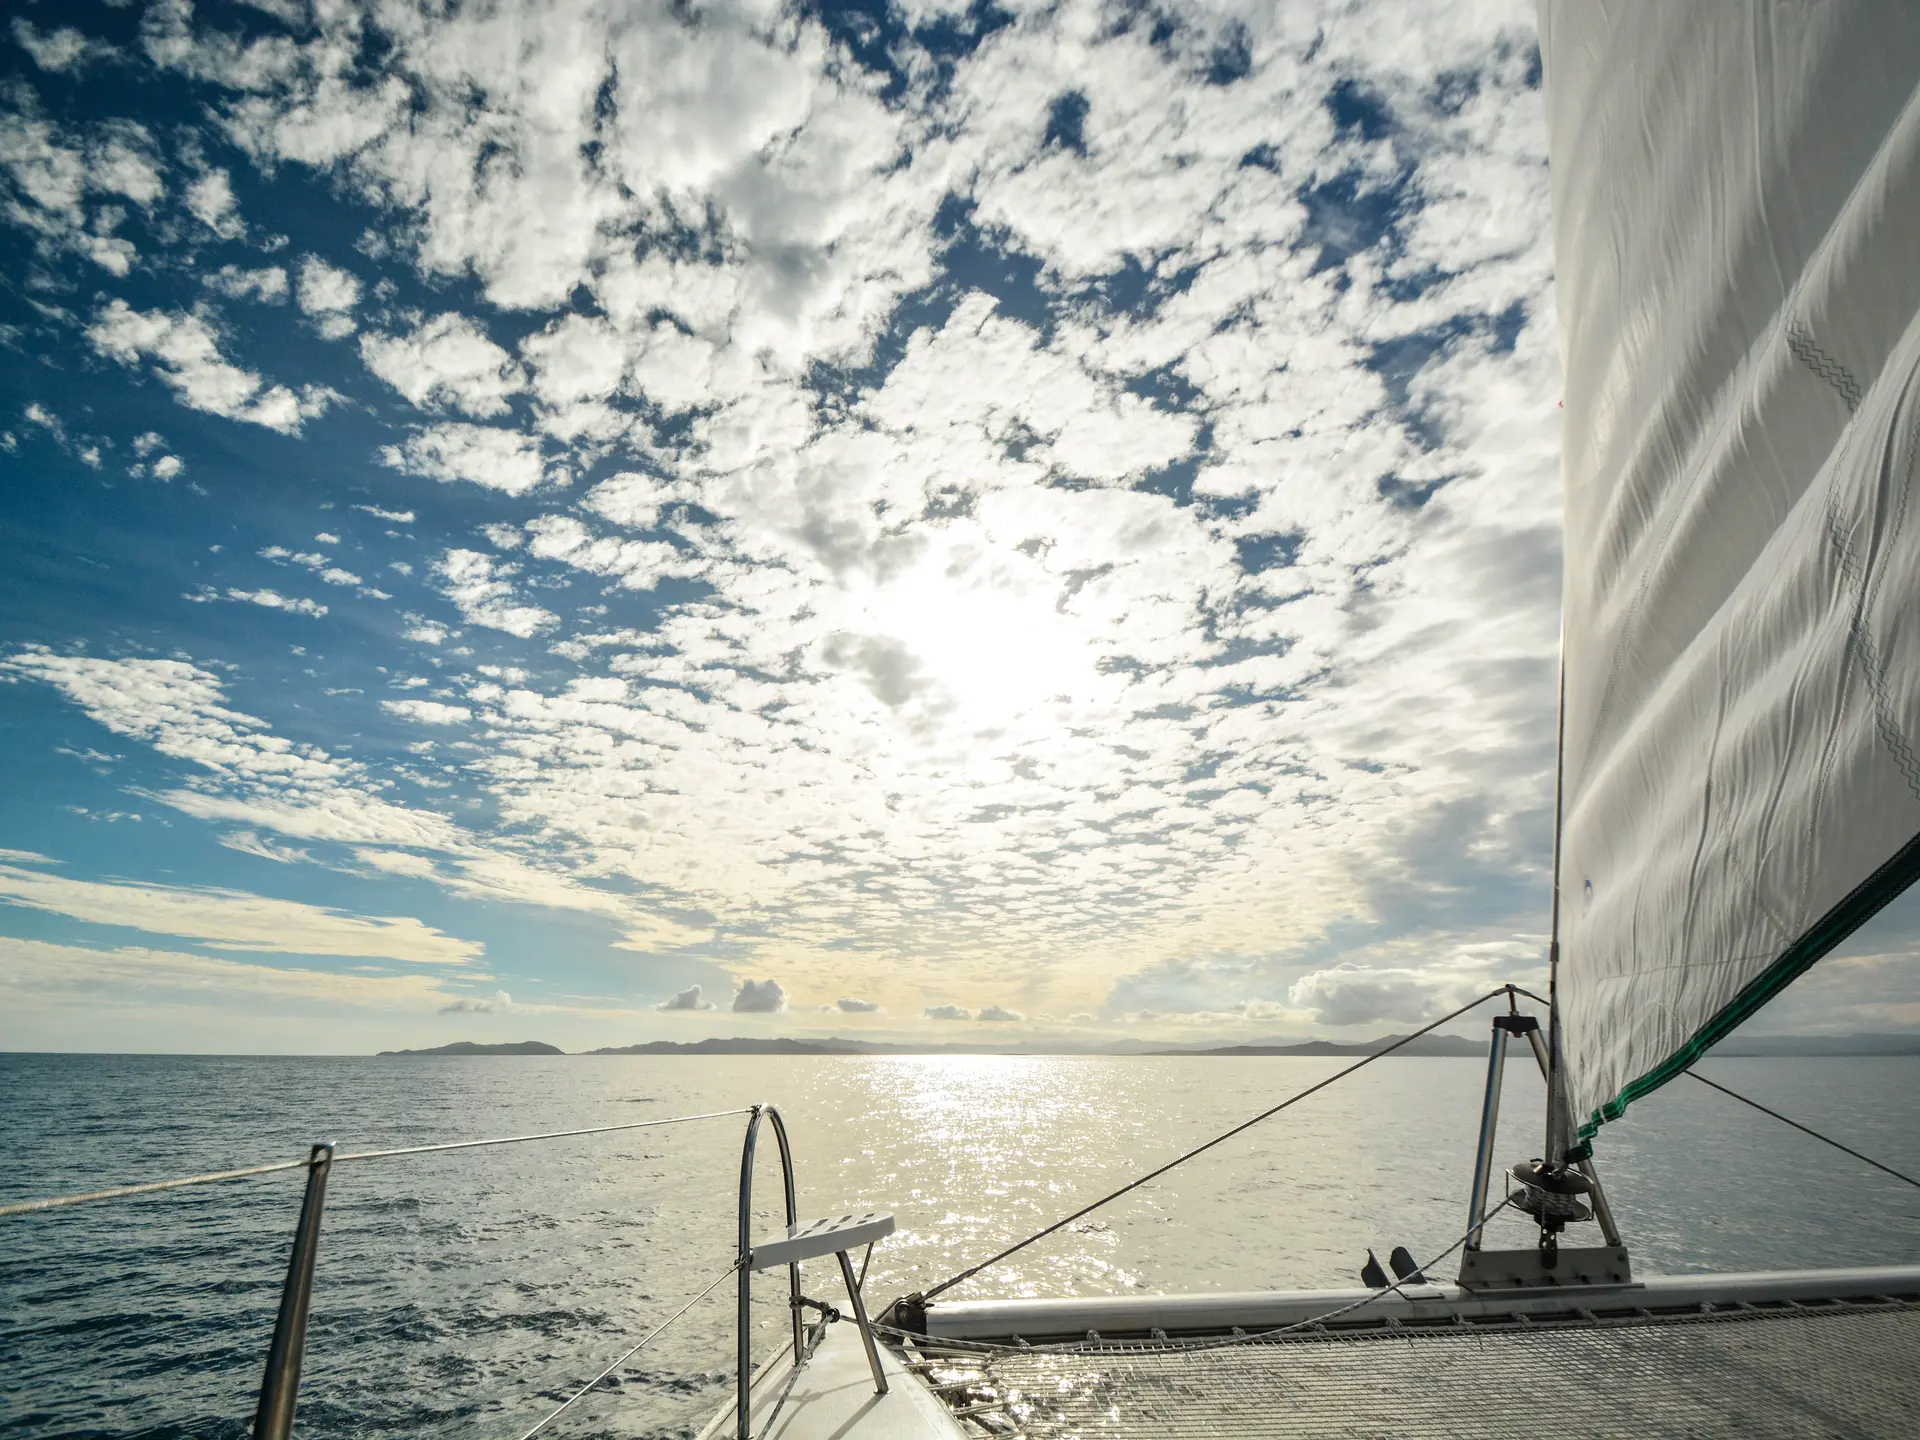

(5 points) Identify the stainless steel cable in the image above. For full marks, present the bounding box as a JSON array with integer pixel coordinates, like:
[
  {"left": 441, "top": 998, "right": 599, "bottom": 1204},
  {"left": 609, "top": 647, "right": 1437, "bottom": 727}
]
[
  {"left": 332, "top": 1109, "right": 755, "bottom": 1163},
  {"left": 0, "top": 1107, "right": 756, "bottom": 1218},
  {"left": 1685, "top": 1069, "right": 1920, "bottom": 1191},
  {"left": 513, "top": 1259, "right": 742, "bottom": 1440},
  {"left": 0, "top": 1159, "right": 311, "bottom": 1217}
]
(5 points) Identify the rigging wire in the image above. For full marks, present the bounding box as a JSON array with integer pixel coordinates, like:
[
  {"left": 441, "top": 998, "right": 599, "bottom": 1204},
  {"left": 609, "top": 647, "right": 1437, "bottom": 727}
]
[
  {"left": 889, "top": 1198, "right": 1519, "bottom": 1357},
  {"left": 917, "top": 985, "right": 1525, "bottom": 1303},
  {"left": 0, "top": 1107, "right": 756, "bottom": 1219},
  {"left": 514, "top": 1259, "right": 742, "bottom": 1440},
  {"left": 1685, "top": 1069, "right": 1920, "bottom": 1192}
]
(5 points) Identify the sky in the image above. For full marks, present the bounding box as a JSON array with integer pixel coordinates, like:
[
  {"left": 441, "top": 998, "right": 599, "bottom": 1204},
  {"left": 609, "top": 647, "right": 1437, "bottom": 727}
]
[{"left": 1, "top": 0, "right": 1914, "bottom": 1055}]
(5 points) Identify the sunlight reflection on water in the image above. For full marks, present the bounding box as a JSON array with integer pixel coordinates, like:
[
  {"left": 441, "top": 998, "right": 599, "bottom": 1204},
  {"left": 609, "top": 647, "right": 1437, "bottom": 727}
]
[{"left": 5, "top": 1053, "right": 1919, "bottom": 1439}]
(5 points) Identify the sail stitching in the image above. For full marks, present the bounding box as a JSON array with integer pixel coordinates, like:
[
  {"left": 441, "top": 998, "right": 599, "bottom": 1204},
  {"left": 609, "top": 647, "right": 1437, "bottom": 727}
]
[{"left": 1786, "top": 320, "right": 1864, "bottom": 412}]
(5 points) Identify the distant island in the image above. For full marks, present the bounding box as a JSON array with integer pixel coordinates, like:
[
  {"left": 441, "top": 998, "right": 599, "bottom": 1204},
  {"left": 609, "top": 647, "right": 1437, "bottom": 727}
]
[
  {"left": 374, "top": 1032, "right": 1920, "bottom": 1058},
  {"left": 377, "top": 1040, "right": 565, "bottom": 1056}
]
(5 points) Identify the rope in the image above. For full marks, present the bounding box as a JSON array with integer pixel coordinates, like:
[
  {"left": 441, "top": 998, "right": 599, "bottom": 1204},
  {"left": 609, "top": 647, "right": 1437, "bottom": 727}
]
[
  {"left": 1685, "top": 1069, "right": 1920, "bottom": 1191},
  {"left": 514, "top": 1259, "right": 742, "bottom": 1440},
  {"left": 890, "top": 1198, "right": 1518, "bottom": 1357},
  {"left": 0, "top": 1108, "right": 755, "bottom": 1219},
  {"left": 918, "top": 986, "right": 1522, "bottom": 1302}
]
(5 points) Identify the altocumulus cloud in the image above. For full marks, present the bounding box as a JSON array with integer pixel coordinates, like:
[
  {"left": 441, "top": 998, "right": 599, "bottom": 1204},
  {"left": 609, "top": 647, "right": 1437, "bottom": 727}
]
[{"left": 0, "top": 0, "right": 1611, "bottom": 1041}]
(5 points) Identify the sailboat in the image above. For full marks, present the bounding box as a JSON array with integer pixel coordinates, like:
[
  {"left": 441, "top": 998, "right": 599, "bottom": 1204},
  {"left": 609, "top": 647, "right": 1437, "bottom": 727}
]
[
  {"left": 9, "top": 4, "right": 1920, "bottom": 1437},
  {"left": 690, "top": 4, "right": 1920, "bottom": 1434}
]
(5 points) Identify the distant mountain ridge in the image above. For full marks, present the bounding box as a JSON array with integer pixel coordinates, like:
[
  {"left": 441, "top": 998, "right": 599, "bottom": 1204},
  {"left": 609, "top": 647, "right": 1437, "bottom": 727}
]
[
  {"left": 374, "top": 1033, "right": 1920, "bottom": 1058},
  {"left": 377, "top": 1040, "right": 565, "bottom": 1056}
]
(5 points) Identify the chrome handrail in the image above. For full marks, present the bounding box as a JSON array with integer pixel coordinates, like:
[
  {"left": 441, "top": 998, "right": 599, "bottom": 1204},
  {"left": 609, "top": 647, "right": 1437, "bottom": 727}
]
[
  {"left": 5, "top": 1102, "right": 829, "bottom": 1438},
  {"left": 735, "top": 1104, "right": 800, "bottom": 1440},
  {"left": 253, "top": 1143, "right": 332, "bottom": 1440}
]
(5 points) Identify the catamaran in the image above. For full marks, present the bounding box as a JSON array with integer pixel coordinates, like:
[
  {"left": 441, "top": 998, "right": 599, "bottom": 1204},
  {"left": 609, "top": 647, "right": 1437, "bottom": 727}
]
[{"left": 10, "top": 4, "right": 1920, "bottom": 1435}]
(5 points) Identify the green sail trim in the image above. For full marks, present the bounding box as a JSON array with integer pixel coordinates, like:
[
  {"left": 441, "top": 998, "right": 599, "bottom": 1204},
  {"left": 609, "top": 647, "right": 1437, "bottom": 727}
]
[{"left": 1576, "top": 824, "right": 1920, "bottom": 1149}]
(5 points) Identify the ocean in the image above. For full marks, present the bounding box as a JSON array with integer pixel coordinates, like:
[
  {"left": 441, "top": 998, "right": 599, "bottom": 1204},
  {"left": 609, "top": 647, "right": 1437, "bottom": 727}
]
[{"left": 4, "top": 1052, "right": 1919, "bottom": 1438}]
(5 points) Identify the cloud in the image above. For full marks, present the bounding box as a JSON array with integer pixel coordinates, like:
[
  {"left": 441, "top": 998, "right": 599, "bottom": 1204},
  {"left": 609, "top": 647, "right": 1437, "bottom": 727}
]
[
  {"left": 836, "top": 996, "right": 879, "bottom": 1012},
  {"left": 361, "top": 313, "right": 523, "bottom": 417},
  {"left": 732, "top": 978, "right": 786, "bottom": 1013},
  {"left": 382, "top": 699, "right": 471, "bottom": 725},
  {"left": 657, "top": 983, "right": 714, "bottom": 1011},
  {"left": 205, "top": 264, "right": 288, "bottom": 303},
  {"left": 440, "top": 989, "right": 512, "bottom": 1014},
  {"left": 217, "top": 829, "right": 311, "bottom": 864},
  {"left": 221, "top": 588, "right": 327, "bottom": 617},
  {"left": 380, "top": 423, "right": 547, "bottom": 495},
  {"left": 1287, "top": 964, "right": 1449, "bottom": 1028},
  {"left": 431, "top": 549, "right": 556, "bottom": 637},
  {"left": 295, "top": 255, "right": 360, "bottom": 338},
  {"left": 86, "top": 301, "right": 333, "bottom": 434},
  {"left": 151, "top": 455, "right": 184, "bottom": 480},
  {"left": 0, "top": 113, "right": 158, "bottom": 273},
  {"left": 0, "top": 935, "right": 465, "bottom": 1015},
  {"left": 185, "top": 168, "right": 244, "bottom": 238},
  {"left": 354, "top": 504, "right": 414, "bottom": 524},
  {"left": 977, "top": 1004, "right": 1025, "bottom": 1022},
  {"left": 7, "top": 0, "right": 1586, "bottom": 1038},
  {"left": 12, "top": 20, "right": 102, "bottom": 73},
  {"left": 924, "top": 1004, "right": 971, "bottom": 1021},
  {"left": 0, "top": 860, "right": 479, "bottom": 964}
]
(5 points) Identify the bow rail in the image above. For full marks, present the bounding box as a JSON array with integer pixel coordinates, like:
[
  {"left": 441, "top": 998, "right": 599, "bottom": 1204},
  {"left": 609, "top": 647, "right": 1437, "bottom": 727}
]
[{"left": 1, "top": 1103, "right": 890, "bottom": 1440}]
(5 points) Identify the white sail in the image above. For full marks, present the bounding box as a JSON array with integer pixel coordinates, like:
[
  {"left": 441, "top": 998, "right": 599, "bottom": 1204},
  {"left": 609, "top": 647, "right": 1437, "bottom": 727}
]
[{"left": 1540, "top": 3, "right": 1920, "bottom": 1142}]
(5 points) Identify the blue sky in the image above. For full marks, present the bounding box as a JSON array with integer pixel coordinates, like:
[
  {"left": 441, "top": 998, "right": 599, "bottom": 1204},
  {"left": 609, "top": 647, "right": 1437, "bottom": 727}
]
[{"left": 1, "top": 0, "right": 1910, "bottom": 1053}]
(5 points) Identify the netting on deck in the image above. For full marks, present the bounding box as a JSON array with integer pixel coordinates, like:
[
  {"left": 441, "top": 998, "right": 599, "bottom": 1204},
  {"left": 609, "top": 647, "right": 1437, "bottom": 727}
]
[{"left": 908, "top": 1301, "right": 1920, "bottom": 1438}]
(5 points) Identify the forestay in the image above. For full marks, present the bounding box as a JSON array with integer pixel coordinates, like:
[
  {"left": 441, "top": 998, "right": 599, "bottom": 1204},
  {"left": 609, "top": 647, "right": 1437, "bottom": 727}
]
[{"left": 1540, "top": 4, "right": 1920, "bottom": 1141}]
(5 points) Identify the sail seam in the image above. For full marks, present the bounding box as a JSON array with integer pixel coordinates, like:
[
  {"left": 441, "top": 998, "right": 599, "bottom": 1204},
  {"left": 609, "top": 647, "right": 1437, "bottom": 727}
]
[{"left": 1786, "top": 320, "right": 1864, "bottom": 412}]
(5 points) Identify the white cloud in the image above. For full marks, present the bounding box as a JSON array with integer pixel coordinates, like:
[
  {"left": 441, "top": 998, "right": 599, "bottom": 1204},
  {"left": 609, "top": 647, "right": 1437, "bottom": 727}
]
[
  {"left": 86, "top": 300, "right": 333, "bottom": 434},
  {"left": 925, "top": 1004, "right": 971, "bottom": 1021},
  {"left": 0, "top": 860, "right": 478, "bottom": 964},
  {"left": 295, "top": 255, "right": 359, "bottom": 338},
  {"left": 186, "top": 167, "right": 244, "bottom": 237},
  {"left": 836, "top": 996, "right": 879, "bottom": 1012},
  {"left": 0, "top": 114, "right": 162, "bottom": 273},
  {"left": 12, "top": 20, "right": 101, "bottom": 73},
  {"left": 354, "top": 503, "right": 415, "bottom": 523},
  {"left": 657, "top": 983, "right": 714, "bottom": 1012},
  {"left": 732, "top": 977, "right": 786, "bottom": 1013},
  {"left": 431, "top": 549, "right": 555, "bottom": 638},
  {"left": 218, "top": 829, "right": 311, "bottom": 864},
  {"left": 225, "top": 588, "right": 327, "bottom": 616},
  {"left": 361, "top": 313, "right": 523, "bottom": 417},
  {"left": 380, "top": 423, "right": 547, "bottom": 495},
  {"left": 977, "top": 1004, "right": 1025, "bottom": 1022},
  {"left": 382, "top": 698, "right": 471, "bottom": 725},
  {"left": 205, "top": 263, "right": 288, "bottom": 302},
  {"left": 17, "top": 0, "right": 1592, "bottom": 1035}
]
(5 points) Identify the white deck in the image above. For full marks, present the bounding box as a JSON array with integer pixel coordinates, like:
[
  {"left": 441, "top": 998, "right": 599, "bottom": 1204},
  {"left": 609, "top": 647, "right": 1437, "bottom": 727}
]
[{"left": 694, "top": 1323, "right": 965, "bottom": 1440}]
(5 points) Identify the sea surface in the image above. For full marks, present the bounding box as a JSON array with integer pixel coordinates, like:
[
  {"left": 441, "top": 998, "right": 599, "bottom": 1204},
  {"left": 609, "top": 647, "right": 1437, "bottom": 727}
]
[{"left": 4, "top": 1052, "right": 1920, "bottom": 1439}]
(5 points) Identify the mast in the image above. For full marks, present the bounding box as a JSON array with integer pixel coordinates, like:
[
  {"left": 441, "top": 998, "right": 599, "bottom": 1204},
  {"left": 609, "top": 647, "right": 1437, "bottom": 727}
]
[{"left": 1544, "top": 640, "right": 1569, "bottom": 1166}]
